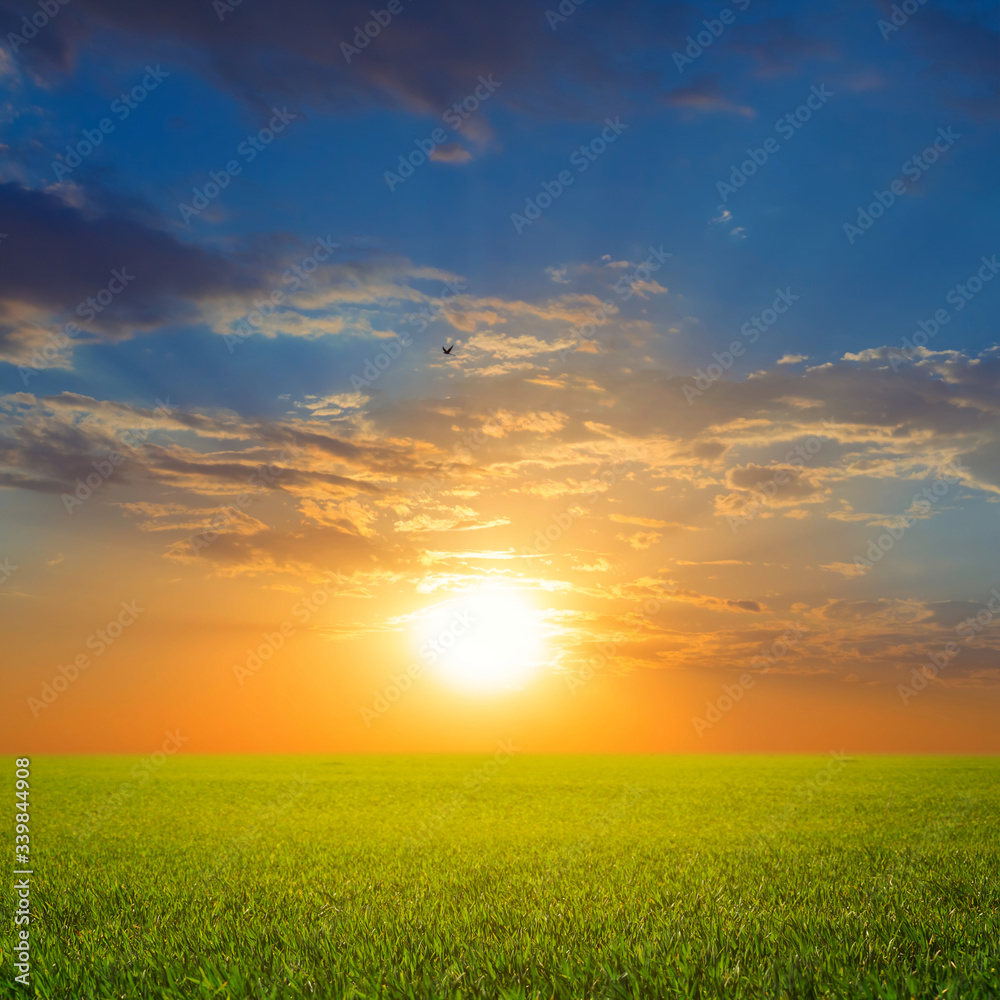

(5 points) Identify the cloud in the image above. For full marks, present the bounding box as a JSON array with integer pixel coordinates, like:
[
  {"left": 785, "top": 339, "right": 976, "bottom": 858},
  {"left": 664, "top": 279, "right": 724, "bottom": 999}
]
[
  {"left": 3, "top": 331, "right": 1000, "bottom": 682},
  {"left": 165, "top": 523, "right": 397, "bottom": 579},
  {"left": 819, "top": 562, "right": 870, "bottom": 578},
  {"left": 728, "top": 17, "right": 837, "bottom": 78},
  {"left": 609, "top": 514, "right": 694, "bottom": 530},
  {"left": 1, "top": 0, "right": 700, "bottom": 121},
  {"left": 819, "top": 599, "right": 920, "bottom": 622},
  {"left": 429, "top": 143, "right": 473, "bottom": 164},
  {"left": 618, "top": 530, "right": 661, "bottom": 550},
  {"left": 0, "top": 183, "right": 454, "bottom": 363},
  {"left": 393, "top": 507, "right": 511, "bottom": 534},
  {"left": 923, "top": 599, "right": 1000, "bottom": 630},
  {"left": 0, "top": 391, "right": 431, "bottom": 505},
  {"left": 663, "top": 77, "right": 754, "bottom": 118},
  {"left": 893, "top": 6, "right": 1000, "bottom": 121},
  {"left": 726, "top": 464, "right": 824, "bottom": 498},
  {"left": 0, "top": 182, "right": 270, "bottom": 360},
  {"left": 665, "top": 587, "right": 765, "bottom": 616},
  {"left": 674, "top": 559, "right": 749, "bottom": 566}
]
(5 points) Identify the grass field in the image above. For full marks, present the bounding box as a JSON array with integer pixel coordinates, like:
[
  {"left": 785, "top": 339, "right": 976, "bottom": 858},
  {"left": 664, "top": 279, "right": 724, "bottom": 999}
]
[{"left": 3, "top": 753, "right": 999, "bottom": 1000}]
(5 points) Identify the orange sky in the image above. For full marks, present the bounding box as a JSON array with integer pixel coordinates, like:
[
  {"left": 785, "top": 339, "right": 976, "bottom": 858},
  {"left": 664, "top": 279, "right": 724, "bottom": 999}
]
[{"left": 4, "top": 475, "right": 1000, "bottom": 753}]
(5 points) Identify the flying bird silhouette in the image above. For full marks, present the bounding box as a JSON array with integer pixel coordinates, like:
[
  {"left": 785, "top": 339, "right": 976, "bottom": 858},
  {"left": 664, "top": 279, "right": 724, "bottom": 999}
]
[{"left": 442, "top": 344, "right": 455, "bottom": 355}]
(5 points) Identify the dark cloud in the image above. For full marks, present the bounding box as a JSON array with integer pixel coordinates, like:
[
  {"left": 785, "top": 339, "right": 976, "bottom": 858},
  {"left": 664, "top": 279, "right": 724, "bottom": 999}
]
[
  {"left": 584, "top": 351, "right": 998, "bottom": 446},
  {"left": 686, "top": 440, "right": 729, "bottom": 460},
  {"left": 0, "top": 183, "right": 445, "bottom": 363},
  {"left": 924, "top": 599, "right": 999, "bottom": 630},
  {"left": 728, "top": 16, "right": 838, "bottom": 78},
  {"left": 727, "top": 464, "right": 822, "bottom": 498},
  {"left": 140, "top": 444, "right": 380, "bottom": 496},
  {"left": 1, "top": 0, "right": 698, "bottom": 119},
  {"left": 0, "top": 393, "right": 421, "bottom": 502},
  {"left": 0, "top": 397, "right": 135, "bottom": 491},
  {"left": 891, "top": 3, "right": 1000, "bottom": 121},
  {"left": 166, "top": 523, "right": 391, "bottom": 576},
  {"left": 0, "top": 182, "right": 267, "bottom": 336},
  {"left": 0, "top": 469, "right": 68, "bottom": 493},
  {"left": 821, "top": 600, "right": 901, "bottom": 621},
  {"left": 957, "top": 438, "right": 1000, "bottom": 491}
]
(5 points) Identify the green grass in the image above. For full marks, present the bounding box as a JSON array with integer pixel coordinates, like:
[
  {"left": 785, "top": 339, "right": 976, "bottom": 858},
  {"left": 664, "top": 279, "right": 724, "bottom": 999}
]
[{"left": 2, "top": 754, "right": 999, "bottom": 999}]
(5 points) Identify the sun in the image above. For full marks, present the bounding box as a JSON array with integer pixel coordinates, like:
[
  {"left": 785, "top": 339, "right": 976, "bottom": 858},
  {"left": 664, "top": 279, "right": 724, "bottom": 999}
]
[{"left": 414, "top": 588, "right": 547, "bottom": 693}]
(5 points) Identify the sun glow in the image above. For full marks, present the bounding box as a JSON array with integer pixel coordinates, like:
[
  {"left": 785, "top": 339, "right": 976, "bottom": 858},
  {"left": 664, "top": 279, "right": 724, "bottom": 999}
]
[{"left": 414, "top": 589, "right": 547, "bottom": 693}]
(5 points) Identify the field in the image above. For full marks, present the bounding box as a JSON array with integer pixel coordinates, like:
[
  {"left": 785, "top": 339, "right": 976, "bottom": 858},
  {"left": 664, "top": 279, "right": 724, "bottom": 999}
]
[{"left": 3, "top": 754, "right": 999, "bottom": 1000}]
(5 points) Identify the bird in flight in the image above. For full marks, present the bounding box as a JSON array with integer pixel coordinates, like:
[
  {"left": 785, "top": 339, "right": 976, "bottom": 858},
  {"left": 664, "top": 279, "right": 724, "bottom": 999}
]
[{"left": 442, "top": 344, "right": 455, "bottom": 355}]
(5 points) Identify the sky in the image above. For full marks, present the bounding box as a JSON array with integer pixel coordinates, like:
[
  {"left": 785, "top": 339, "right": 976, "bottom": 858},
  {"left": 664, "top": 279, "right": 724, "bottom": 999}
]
[{"left": 0, "top": 0, "right": 998, "bottom": 754}]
